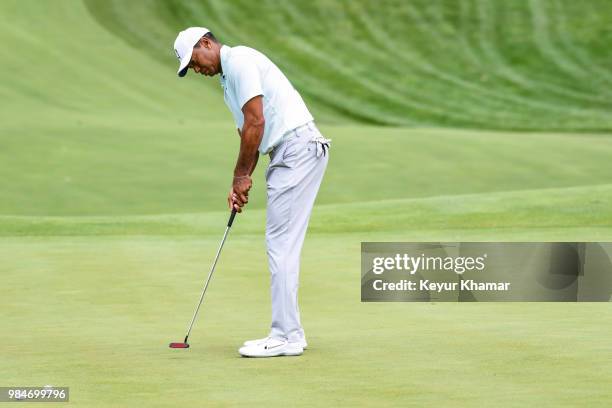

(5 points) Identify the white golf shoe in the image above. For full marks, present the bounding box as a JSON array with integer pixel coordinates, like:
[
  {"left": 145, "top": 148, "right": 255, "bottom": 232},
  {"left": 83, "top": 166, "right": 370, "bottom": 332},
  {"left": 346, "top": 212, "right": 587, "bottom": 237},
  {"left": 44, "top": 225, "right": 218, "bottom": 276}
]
[
  {"left": 239, "top": 337, "right": 304, "bottom": 357},
  {"left": 243, "top": 336, "right": 308, "bottom": 350}
]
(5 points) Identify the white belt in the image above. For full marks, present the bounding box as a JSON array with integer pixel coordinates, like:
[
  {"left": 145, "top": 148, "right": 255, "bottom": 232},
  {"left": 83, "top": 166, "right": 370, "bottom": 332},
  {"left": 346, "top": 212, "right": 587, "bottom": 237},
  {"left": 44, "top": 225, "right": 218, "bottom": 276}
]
[{"left": 270, "top": 121, "right": 331, "bottom": 157}]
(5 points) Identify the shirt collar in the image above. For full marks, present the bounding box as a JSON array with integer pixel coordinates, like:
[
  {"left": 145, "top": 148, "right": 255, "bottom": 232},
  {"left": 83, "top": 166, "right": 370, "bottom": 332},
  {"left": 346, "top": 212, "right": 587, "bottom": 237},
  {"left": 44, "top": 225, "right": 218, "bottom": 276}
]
[{"left": 219, "top": 45, "right": 231, "bottom": 86}]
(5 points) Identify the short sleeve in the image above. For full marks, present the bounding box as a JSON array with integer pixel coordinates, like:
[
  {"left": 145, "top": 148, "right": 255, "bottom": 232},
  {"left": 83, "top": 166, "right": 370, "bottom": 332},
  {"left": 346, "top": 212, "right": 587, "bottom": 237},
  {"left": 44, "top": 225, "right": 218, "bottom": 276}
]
[{"left": 230, "top": 57, "right": 263, "bottom": 110}]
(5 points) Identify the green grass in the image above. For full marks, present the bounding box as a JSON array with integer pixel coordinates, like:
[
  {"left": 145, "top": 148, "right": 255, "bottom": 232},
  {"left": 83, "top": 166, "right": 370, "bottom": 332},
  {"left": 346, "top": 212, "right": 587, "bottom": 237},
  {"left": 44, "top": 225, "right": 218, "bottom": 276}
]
[
  {"left": 3, "top": 235, "right": 612, "bottom": 407},
  {"left": 2, "top": 182, "right": 612, "bottom": 237},
  {"left": 85, "top": 0, "right": 612, "bottom": 130},
  {"left": 2, "top": 0, "right": 612, "bottom": 407},
  {"left": 4, "top": 123, "right": 612, "bottom": 215}
]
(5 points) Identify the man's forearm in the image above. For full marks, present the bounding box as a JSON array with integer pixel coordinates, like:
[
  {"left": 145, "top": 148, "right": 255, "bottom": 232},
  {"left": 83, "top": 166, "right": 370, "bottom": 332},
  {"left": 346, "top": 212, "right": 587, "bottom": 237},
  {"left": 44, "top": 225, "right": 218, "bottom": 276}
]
[
  {"left": 249, "top": 153, "right": 259, "bottom": 176},
  {"left": 234, "top": 121, "right": 263, "bottom": 177}
]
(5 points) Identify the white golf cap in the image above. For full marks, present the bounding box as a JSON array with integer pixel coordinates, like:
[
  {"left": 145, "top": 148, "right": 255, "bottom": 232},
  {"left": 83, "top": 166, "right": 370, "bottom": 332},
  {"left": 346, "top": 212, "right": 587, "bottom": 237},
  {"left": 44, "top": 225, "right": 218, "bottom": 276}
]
[{"left": 173, "top": 27, "right": 210, "bottom": 77}]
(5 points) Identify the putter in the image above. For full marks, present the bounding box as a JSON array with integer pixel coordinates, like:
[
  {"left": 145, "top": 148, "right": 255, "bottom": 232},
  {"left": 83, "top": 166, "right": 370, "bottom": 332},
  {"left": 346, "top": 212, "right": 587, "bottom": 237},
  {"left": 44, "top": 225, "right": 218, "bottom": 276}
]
[{"left": 169, "top": 209, "right": 237, "bottom": 349}]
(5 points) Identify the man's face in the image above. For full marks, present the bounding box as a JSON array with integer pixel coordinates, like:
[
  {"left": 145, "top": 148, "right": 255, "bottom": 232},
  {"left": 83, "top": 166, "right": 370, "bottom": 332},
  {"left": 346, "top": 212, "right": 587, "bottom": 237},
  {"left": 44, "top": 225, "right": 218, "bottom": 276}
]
[{"left": 188, "top": 38, "right": 221, "bottom": 77}]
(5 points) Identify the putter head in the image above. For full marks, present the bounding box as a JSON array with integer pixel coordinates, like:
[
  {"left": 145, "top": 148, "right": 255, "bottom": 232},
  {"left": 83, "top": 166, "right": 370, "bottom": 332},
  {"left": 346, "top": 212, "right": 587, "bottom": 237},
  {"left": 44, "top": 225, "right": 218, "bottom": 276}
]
[{"left": 169, "top": 342, "right": 190, "bottom": 349}]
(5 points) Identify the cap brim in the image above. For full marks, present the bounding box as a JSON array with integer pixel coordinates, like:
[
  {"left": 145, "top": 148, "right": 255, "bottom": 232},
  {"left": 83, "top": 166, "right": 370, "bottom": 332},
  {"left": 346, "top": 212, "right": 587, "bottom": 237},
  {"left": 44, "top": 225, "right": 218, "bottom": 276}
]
[{"left": 177, "top": 51, "right": 193, "bottom": 77}]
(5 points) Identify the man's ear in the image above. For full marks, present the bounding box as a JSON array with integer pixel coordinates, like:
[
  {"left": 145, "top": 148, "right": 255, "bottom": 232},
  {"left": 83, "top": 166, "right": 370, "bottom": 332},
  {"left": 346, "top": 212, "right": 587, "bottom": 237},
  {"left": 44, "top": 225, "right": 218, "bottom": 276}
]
[
  {"left": 194, "top": 37, "right": 205, "bottom": 49},
  {"left": 199, "top": 37, "right": 211, "bottom": 49}
]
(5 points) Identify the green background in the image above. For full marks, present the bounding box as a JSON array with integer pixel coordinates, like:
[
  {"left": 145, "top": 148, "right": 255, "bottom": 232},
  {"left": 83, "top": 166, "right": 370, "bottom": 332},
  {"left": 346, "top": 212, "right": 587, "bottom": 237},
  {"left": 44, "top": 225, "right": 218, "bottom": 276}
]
[{"left": 1, "top": 0, "right": 611, "bottom": 406}]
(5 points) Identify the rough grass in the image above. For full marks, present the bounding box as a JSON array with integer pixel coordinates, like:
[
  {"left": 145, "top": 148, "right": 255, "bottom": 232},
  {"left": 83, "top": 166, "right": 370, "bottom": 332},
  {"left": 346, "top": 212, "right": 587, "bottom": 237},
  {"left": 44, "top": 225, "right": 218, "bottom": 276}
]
[{"left": 85, "top": 0, "right": 612, "bottom": 130}]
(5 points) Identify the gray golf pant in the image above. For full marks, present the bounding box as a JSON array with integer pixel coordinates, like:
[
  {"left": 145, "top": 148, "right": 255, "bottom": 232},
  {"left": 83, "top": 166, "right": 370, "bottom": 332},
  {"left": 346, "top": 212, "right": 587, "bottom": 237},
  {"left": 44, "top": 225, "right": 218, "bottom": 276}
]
[{"left": 265, "top": 121, "right": 330, "bottom": 343}]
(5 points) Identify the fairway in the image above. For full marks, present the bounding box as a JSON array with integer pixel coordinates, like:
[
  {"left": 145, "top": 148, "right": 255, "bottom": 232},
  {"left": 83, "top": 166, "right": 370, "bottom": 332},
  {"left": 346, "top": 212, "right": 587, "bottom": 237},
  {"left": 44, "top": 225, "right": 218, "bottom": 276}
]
[{"left": 2, "top": 0, "right": 612, "bottom": 407}]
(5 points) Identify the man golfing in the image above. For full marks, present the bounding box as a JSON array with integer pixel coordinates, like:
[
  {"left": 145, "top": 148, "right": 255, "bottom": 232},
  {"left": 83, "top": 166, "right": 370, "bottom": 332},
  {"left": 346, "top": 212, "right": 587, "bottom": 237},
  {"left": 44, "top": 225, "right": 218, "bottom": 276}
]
[{"left": 173, "top": 27, "right": 330, "bottom": 357}]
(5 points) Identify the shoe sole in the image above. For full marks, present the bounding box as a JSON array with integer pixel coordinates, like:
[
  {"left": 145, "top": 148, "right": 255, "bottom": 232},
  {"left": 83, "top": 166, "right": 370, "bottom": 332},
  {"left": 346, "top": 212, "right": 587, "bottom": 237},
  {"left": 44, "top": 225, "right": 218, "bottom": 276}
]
[
  {"left": 243, "top": 340, "right": 308, "bottom": 350},
  {"left": 240, "top": 350, "right": 303, "bottom": 358},
  {"left": 239, "top": 345, "right": 304, "bottom": 358}
]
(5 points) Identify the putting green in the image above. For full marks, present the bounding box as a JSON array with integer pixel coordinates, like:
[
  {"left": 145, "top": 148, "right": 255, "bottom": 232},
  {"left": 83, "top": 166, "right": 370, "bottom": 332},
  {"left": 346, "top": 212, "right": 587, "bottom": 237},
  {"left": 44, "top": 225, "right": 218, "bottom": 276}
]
[
  {"left": 2, "top": 234, "right": 612, "bottom": 407},
  {"left": 1, "top": 0, "right": 611, "bottom": 406}
]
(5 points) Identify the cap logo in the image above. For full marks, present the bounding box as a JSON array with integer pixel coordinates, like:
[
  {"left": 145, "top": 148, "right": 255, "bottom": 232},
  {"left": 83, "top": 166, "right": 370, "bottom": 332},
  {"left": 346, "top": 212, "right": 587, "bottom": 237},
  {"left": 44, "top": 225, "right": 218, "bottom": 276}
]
[{"left": 174, "top": 48, "right": 180, "bottom": 60}]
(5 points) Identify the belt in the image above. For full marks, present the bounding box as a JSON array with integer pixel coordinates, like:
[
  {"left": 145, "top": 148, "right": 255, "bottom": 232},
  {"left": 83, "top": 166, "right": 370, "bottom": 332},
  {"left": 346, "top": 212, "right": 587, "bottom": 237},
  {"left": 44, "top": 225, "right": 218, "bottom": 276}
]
[
  {"left": 292, "top": 121, "right": 315, "bottom": 134},
  {"left": 269, "top": 121, "right": 315, "bottom": 155},
  {"left": 269, "top": 121, "right": 331, "bottom": 157}
]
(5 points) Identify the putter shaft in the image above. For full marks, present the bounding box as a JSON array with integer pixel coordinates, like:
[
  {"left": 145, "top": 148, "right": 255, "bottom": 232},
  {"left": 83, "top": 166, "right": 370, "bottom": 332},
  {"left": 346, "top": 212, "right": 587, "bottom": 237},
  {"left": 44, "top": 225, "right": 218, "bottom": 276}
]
[{"left": 183, "top": 210, "right": 236, "bottom": 342}]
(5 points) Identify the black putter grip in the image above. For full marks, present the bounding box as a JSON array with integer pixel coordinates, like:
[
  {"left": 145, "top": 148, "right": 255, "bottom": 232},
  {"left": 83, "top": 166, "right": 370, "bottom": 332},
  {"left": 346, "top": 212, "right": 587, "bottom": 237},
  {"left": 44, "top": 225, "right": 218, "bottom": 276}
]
[{"left": 227, "top": 209, "right": 237, "bottom": 227}]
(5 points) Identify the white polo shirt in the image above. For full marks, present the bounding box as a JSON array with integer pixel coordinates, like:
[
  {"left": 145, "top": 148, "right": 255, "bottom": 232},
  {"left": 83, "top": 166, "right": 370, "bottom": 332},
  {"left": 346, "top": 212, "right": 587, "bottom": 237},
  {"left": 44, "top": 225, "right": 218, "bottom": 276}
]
[{"left": 219, "top": 45, "right": 314, "bottom": 154}]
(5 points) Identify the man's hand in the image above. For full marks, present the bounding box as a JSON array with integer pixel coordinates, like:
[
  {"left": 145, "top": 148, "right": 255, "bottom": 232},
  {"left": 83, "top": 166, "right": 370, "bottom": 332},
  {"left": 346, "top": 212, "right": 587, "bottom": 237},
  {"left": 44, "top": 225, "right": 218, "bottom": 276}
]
[
  {"left": 228, "top": 175, "right": 252, "bottom": 212},
  {"left": 228, "top": 95, "right": 263, "bottom": 213}
]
